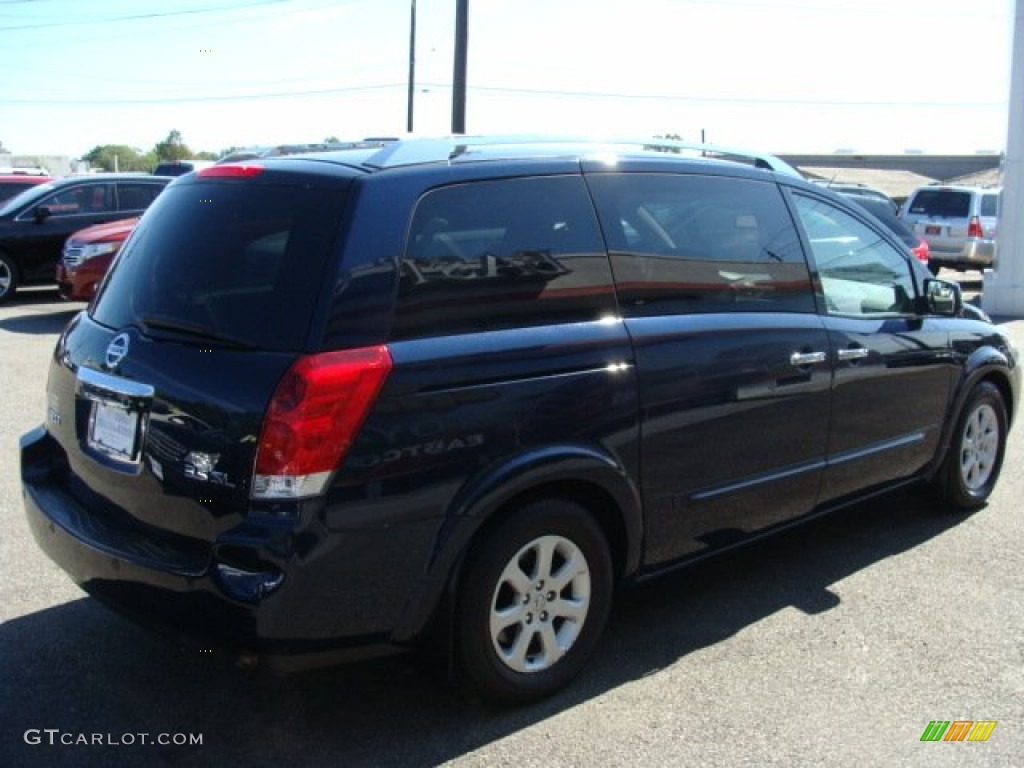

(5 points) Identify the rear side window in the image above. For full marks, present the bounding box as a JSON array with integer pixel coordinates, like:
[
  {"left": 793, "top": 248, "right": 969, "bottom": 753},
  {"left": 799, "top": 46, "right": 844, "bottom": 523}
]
[
  {"left": 980, "top": 193, "right": 999, "bottom": 217},
  {"left": 117, "top": 182, "right": 164, "bottom": 211},
  {"left": 92, "top": 181, "right": 346, "bottom": 351},
  {"left": 393, "top": 176, "right": 615, "bottom": 340},
  {"left": 586, "top": 173, "right": 814, "bottom": 315},
  {"left": 907, "top": 189, "right": 971, "bottom": 218}
]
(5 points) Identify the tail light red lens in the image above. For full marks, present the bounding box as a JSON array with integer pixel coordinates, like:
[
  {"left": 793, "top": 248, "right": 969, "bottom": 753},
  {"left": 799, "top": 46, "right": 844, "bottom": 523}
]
[
  {"left": 912, "top": 238, "right": 930, "bottom": 264},
  {"left": 968, "top": 215, "right": 984, "bottom": 239},
  {"left": 253, "top": 345, "right": 392, "bottom": 499},
  {"left": 198, "top": 164, "right": 264, "bottom": 179}
]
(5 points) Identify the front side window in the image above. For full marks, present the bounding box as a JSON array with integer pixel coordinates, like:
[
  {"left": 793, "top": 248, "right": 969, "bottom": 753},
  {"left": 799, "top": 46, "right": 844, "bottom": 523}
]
[
  {"left": 793, "top": 194, "right": 917, "bottom": 317},
  {"left": 29, "top": 183, "right": 113, "bottom": 218},
  {"left": 586, "top": 173, "right": 815, "bottom": 315},
  {"left": 394, "top": 176, "right": 614, "bottom": 340}
]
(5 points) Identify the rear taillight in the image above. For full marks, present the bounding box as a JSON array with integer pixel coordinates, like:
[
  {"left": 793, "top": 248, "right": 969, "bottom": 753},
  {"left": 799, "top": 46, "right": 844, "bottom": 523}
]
[
  {"left": 253, "top": 345, "right": 392, "bottom": 500},
  {"left": 912, "top": 238, "right": 930, "bottom": 264},
  {"left": 198, "top": 164, "right": 264, "bottom": 178},
  {"left": 968, "top": 215, "right": 984, "bottom": 239}
]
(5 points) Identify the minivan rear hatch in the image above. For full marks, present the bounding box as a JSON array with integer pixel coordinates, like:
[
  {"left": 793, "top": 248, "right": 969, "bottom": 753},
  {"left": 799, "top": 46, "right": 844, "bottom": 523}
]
[{"left": 44, "top": 169, "right": 352, "bottom": 544}]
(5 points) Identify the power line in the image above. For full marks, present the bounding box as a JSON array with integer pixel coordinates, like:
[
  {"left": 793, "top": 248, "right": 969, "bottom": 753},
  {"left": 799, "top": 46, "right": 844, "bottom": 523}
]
[
  {"left": 0, "top": 0, "right": 363, "bottom": 47},
  {"left": 0, "top": 0, "right": 286, "bottom": 30},
  {"left": 451, "top": 84, "right": 1009, "bottom": 110},
  {"left": 0, "top": 83, "right": 407, "bottom": 106},
  {"left": 0, "top": 80, "right": 1007, "bottom": 110}
]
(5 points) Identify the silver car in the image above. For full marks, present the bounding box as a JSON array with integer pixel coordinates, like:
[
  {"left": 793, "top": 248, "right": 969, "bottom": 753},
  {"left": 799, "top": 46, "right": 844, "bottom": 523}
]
[{"left": 899, "top": 185, "right": 1000, "bottom": 273}]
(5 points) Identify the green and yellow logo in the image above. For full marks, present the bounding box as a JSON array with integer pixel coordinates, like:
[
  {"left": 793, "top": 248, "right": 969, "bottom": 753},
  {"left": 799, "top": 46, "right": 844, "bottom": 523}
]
[{"left": 920, "top": 720, "right": 997, "bottom": 742}]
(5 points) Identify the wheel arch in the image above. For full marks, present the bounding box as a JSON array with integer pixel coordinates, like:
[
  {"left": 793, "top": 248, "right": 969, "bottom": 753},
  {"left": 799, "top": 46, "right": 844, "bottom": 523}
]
[
  {"left": 390, "top": 443, "right": 643, "bottom": 643},
  {"left": 928, "top": 349, "right": 1018, "bottom": 480}
]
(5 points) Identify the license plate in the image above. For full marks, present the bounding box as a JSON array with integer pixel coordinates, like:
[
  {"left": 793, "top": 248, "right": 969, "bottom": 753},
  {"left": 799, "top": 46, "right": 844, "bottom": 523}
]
[
  {"left": 925, "top": 225, "right": 941, "bottom": 235},
  {"left": 88, "top": 401, "right": 140, "bottom": 460}
]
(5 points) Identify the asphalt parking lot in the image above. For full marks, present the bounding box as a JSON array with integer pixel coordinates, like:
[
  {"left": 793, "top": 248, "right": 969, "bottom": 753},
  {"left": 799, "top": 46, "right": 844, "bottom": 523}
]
[{"left": 1, "top": 284, "right": 1022, "bottom": 768}]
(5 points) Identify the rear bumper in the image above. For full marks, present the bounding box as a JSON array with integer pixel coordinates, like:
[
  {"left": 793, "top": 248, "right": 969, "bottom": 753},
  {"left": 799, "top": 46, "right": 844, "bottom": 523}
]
[
  {"left": 20, "top": 426, "right": 413, "bottom": 657},
  {"left": 928, "top": 239, "right": 996, "bottom": 268}
]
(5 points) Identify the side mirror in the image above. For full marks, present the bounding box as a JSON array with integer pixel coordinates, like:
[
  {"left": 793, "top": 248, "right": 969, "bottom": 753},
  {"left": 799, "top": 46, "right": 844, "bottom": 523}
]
[
  {"left": 924, "top": 278, "right": 962, "bottom": 316},
  {"left": 33, "top": 206, "right": 52, "bottom": 224}
]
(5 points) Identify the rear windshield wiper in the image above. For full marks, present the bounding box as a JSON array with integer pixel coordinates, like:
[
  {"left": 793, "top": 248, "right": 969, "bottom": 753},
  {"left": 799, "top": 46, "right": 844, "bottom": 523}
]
[{"left": 138, "top": 314, "right": 257, "bottom": 350}]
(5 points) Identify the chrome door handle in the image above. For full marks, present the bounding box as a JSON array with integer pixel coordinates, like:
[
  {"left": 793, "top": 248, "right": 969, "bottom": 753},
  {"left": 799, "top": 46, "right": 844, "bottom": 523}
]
[
  {"left": 837, "top": 348, "right": 869, "bottom": 361},
  {"left": 790, "top": 351, "right": 827, "bottom": 367}
]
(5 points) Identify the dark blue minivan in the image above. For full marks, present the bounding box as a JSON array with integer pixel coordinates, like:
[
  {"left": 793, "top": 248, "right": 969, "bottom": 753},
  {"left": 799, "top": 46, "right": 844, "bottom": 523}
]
[{"left": 21, "top": 138, "right": 1019, "bottom": 702}]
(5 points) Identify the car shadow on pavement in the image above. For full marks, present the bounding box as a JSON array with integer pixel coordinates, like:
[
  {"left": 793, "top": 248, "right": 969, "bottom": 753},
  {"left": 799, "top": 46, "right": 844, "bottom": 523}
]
[
  {"left": 0, "top": 489, "right": 972, "bottom": 768},
  {"left": 0, "top": 301, "right": 79, "bottom": 336}
]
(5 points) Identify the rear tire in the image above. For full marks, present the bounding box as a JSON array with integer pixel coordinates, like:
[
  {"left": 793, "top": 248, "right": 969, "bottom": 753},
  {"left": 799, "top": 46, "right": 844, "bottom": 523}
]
[
  {"left": 455, "top": 499, "right": 613, "bottom": 703},
  {"left": 933, "top": 382, "right": 1007, "bottom": 510},
  {"left": 0, "top": 252, "right": 18, "bottom": 303}
]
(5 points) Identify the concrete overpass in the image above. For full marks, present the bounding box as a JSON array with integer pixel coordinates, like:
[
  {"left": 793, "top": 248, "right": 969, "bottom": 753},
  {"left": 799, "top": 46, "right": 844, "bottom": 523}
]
[{"left": 777, "top": 153, "right": 1001, "bottom": 183}]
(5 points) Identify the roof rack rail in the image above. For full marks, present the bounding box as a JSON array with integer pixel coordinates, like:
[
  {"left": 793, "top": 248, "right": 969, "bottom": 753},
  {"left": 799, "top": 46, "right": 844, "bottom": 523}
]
[{"left": 357, "top": 134, "right": 803, "bottom": 177}]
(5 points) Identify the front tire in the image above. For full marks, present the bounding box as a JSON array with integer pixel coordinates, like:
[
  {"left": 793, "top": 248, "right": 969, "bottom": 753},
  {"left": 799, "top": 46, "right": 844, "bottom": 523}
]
[
  {"left": 455, "top": 499, "right": 613, "bottom": 703},
  {"left": 0, "top": 252, "right": 18, "bottom": 303},
  {"left": 934, "top": 382, "right": 1007, "bottom": 510}
]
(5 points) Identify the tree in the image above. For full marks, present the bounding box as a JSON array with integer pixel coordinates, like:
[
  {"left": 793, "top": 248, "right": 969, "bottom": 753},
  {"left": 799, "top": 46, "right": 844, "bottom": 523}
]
[
  {"left": 154, "top": 129, "right": 192, "bottom": 162},
  {"left": 83, "top": 144, "right": 156, "bottom": 172}
]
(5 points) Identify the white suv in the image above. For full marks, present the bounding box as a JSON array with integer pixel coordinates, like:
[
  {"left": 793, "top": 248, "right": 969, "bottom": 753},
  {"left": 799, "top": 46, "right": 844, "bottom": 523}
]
[{"left": 899, "top": 185, "right": 1000, "bottom": 273}]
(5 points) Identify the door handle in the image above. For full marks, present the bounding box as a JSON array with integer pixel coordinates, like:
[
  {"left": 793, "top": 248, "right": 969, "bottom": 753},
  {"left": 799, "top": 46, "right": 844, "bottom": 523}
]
[
  {"left": 837, "top": 348, "right": 869, "bottom": 361},
  {"left": 790, "top": 351, "right": 827, "bottom": 367}
]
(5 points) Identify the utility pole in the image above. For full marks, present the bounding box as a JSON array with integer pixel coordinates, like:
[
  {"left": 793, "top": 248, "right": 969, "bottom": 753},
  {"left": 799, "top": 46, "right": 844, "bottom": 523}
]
[
  {"left": 983, "top": 0, "right": 1024, "bottom": 316},
  {"left": 452, "top": 0, "right": 468, "bottom": 134},
  {"left": 406, "top": 1, "right": 416, "bottom": 133}
]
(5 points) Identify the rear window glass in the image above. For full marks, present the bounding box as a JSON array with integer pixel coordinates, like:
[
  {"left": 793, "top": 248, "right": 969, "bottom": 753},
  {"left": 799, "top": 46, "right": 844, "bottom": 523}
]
[
  {"left": 91, "top": 181, "right": 346, "bottom": 351},
  {"left": 908, "top": 189, "right": 971, "bottom": 218}
]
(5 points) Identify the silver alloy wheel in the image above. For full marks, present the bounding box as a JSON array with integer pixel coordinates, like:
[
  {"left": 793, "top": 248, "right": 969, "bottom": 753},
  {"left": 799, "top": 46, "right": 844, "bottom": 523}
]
[
  {"left": 488, "top": 534, "right": 591, "bottom": 674},
  {"left": 0, "top": 260, "right": 10, "bottom": 296},
  {"left": 960, "top": 402, "right": 1000, "bottom": 492}
]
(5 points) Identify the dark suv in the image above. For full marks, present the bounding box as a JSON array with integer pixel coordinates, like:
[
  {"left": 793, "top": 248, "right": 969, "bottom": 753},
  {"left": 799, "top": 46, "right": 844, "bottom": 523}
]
[
  {"left": 20, "top": 138, "right": 1019, "bottom": 702},
  {"left": 0, "top": 173, "right": 170, "bottom": 302}
]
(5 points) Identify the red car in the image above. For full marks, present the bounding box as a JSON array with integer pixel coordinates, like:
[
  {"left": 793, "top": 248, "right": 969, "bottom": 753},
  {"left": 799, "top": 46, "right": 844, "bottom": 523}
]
[{"left": 57, "top": 217, "right": 138, "bottom": 301}]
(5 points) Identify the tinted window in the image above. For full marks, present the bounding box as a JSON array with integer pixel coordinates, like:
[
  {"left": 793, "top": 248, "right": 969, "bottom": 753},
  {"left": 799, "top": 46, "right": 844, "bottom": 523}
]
[
  {"left": 92, "top": 182, "right": 346, "bottom": 351},
  {"left": 908, "top": 189, "right": 971, "bottom": 218},
  {"left": 117, "top": 182, "right": 164, "bottom": 211},
  {"left": 31, "top": 183, "right": 113, "bottom": 218},
  {"left": 587, "top": 173, "right": 814, "bottom": 315},
  {"left": 794, "top": 194, "right": 916, "bottom": 317},
  {"left": 848, "top": 197, "right": 918, "bottom": 248},
  {"left": 981, "top": 193, "right": 999, "bottom": 217},
  {"left": 394, "top": 176, "right": 614, "bottom": 340}
]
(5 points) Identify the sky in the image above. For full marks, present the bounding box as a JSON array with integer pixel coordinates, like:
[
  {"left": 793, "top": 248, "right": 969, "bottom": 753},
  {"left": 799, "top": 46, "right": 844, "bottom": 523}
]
[{"left": 0, "top": 0, "right": 1015, "bottom": 159}]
